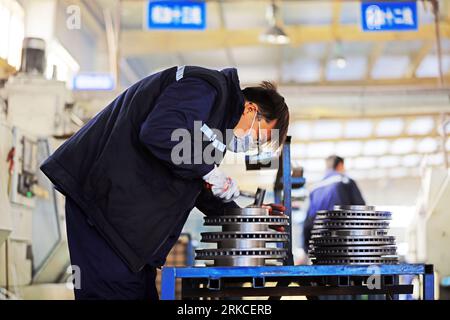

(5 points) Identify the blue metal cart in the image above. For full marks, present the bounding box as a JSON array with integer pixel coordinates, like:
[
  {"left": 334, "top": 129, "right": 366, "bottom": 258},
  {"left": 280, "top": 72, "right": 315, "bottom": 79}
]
[
  {"left": 161, "top": 264, "right": 434, "bottom": 300},
  {"left": 163, "top": 138, "right": 434, "bottom": 300}
]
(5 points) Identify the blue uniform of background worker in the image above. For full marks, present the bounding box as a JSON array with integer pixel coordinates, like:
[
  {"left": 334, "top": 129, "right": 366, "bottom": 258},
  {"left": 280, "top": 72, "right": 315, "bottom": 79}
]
[
  {"left": 303, "top": 155, "right": 365, "bottom": 252},
  {"left": 41, "top": 66, "right": 289, "bottom": 300}
]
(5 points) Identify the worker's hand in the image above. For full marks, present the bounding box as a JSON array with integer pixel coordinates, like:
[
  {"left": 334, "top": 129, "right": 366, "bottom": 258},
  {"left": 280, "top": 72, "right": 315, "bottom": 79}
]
[
  {"left": 203, "top": 167, "right": 240, "bottom": 203},
  {"left": 262, "top": 203, "right": 286, "bottom": 232}
]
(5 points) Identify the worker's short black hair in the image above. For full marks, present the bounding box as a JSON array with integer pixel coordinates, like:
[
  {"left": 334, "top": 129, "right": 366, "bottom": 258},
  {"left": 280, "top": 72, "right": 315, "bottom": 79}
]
[
  {"left": 242, "top": 81, "right": 290, "bottom": 147},
  {"left": 326, "top": 155, "right": 344, "bottom": 170}
]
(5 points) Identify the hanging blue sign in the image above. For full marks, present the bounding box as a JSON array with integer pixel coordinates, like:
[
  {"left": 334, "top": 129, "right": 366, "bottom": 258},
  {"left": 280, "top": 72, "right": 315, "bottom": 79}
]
[
  {"left": 361, "top": 1, "right": 418, "bottom": 31},
  {"left": 146, "top": 1, "right": 206, "bottom": 30}
]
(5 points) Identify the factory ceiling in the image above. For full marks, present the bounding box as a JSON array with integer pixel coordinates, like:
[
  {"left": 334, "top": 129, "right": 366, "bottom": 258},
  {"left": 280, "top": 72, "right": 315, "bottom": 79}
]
[{"left": 70, "top": 0, "right": 450, "bottom": 88}]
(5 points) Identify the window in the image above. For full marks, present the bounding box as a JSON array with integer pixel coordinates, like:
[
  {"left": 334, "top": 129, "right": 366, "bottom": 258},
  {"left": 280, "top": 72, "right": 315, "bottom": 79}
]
[
  {"left": 45, "top": 40, "right": 80, "bottom": 84},
  {"left": 0, "top": 0, "right": 24, "bottom": 69}
]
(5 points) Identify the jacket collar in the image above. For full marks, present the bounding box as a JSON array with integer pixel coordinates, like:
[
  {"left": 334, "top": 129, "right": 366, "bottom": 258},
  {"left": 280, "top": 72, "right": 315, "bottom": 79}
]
[{"left": 220, "top": 68, "right": 245, "bottom": 129}]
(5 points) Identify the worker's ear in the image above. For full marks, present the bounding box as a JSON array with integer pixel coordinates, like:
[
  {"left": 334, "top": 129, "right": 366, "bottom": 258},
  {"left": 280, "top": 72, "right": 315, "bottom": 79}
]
[{"left": 244, "top": 101, "right": 259, "bottom": 114}]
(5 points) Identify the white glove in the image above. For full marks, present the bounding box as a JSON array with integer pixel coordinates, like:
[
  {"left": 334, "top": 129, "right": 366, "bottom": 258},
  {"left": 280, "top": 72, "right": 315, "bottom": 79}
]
[{"left": 203, "top": 167, "right": 240, "bottom": 203}]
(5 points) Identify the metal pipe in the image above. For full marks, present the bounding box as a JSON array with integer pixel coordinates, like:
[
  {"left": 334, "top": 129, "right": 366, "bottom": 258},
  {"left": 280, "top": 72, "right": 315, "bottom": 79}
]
[
  {"left": 431, "top": 0, "right": 444, "bottom": 87},
  {"left": 440, "top": 113, "right": 450, "bottom": 170}
]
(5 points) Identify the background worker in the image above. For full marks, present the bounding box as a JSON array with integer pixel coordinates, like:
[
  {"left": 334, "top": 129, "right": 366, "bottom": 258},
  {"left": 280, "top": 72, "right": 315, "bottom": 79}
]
[{"left": 302, "top": 155, "right": 365, "bottom": 253}]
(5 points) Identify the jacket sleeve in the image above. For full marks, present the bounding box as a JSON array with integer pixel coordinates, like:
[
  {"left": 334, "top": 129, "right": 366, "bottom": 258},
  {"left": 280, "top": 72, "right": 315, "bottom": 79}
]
[
  {"left": 195, "top": 187, "right": 241, "bottom": 216},
  {"left": 139, "top": 77, "right": 217, "bottom": 180}
]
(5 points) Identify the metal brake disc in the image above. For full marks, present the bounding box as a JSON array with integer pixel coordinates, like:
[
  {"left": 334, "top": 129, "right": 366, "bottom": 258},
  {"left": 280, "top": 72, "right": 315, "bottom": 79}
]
[
  {"left": 311, "top": 229, "right": 389, "bottom": 237},
  {"left": 311, "top": 256, "right": 399, "bottom": 265},
  {"left": 312, "top": 219, "right": 390, "bottom": 229},
  {"left": 201, "top": 231, "right": 289, "bottom": 242},
  {"left": 316, "top": 210, "right": 392, "bottom": 220},
  {"left": 204, "top": 215, "right": 289, "bottom": 226},
  {"left": 309, "top": 236, "right": 396, "bottom": 246},
  {"left": 195, "top": 248, "right": 287, "bottom": 259},
  {"left": 310, "top": 245, "right": 397, "bottom": 257}
]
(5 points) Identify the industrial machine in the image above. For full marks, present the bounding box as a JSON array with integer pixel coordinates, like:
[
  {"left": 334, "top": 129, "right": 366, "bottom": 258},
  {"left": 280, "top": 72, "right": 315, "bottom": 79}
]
[
  {"left": 0, "top": 37, "right": 74, "bottom": 299},
  {"left": 161, "top": 137, "right": 435, "bottom": 300}
]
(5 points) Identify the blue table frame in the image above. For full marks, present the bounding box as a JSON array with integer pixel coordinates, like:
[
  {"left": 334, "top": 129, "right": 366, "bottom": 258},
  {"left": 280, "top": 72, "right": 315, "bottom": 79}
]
[{"left": 161, "top": 264, "right": 434, "bottom": 300}]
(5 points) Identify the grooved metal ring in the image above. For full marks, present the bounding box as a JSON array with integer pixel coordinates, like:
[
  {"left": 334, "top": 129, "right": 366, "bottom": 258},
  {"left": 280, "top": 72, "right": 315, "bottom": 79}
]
[
  {"left": 312, "top": 220, "right": 390, "bottom": 229},
  {"left": 201, "top": 232, "right": 289, "bottom": 241},
  {"left": 204, "top": 215, "right": 289, "bottom": 225},
  {"left": 195, "top": 248, "right": 288, "bottom": 258},
  {"left": 316, "top": 210, "right": 392, "bottom": 220},
  {"left": 311, "top": 229, "right": 389, "bottom": 237},
  {"left": 309, "top": 236, "right": 396, "bottom": 246},
  {"left": 310, "top": 245, "right": 397, "bottom": 257},
  {"left": 311, "top": 256, "right": 399, "bottom": 265}
]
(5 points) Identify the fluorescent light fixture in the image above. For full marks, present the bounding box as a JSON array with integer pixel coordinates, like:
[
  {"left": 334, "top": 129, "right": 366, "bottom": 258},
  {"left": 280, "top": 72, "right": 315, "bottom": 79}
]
[
  {"left": 417, "top": 137, "right": 438, "bottom": 153},
  {"left": 363, "top": 139, "right": 389, "bottom": 156},
  {"left": 312, "top": 120, "right": 342, "bottom": 139},
  {"left": 306, "top": 142, "right": 335, "bottom": 158},
  {"left": 345, "top": 120, "right": 373, "bottom": 138},
  {"left": 390, "top": 138, "right": 415, "bottom": 155},
  {"left": 291, "top": 143, "right": 308, "bottom": 158},
  {"left": 426, "top": 153, "right": 444, "bottom": 166},
  {"left": 304, "top": 159, "right": 326, "bottom": 172},
  {"left": 335, "top": 141, "right": 363, "bottom": 157},
  {"left": 378, "top": 155, "right": 401, "bottom": 168},
  {"left": 353, "top": 157, "right": 377, "bottom": 170},
  {"left": 289, "top": 121, "right": 311, "bottom": 140},
  {"left": 402, "top": 154, "right": 422, "bottom": 167},
  {"left": 376, "top": 118, "right": 404, "bottom": 137},
  {"left": 407, "top": 117, "right": 434, "bottom": 135}
]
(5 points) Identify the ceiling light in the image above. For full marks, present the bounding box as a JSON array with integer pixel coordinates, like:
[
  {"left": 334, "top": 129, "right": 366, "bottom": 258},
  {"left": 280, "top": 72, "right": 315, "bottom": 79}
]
[
  {"left": 260, "top": 25, "right": 290, "bottom": 45},
  {"left": 334, "top": 56, "right": 347, "bottom": 69},
  {"left": 331, "top": 42, "right": 347, "bottom": 69},
  {"left": 260, "top": 1, "right": 290, "bottom": 45}
]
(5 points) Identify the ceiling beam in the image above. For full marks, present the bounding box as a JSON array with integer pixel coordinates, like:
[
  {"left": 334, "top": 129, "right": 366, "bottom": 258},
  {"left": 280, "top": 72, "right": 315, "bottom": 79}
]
[
  {"left": 119, "top": 58, "right": 139, "bottom": 84},
  {"left": 365, "top": 42, "right": 385, "bottom": 80},
  {"left": 320, "top": 1, "right": 341, "bottom": 83},
  {"left": 120, "top": 23, "right": 450, "bottom": 57},
  {"left": 292, "top": 131, "right": 441, "bottom": 144},
  {"left": 404, "top": 41, "right": 434, "bottom": 78},
  {"left": 260, "top": 76, "right": 450, "bottom": 88},
  {"left": 217, "top": 0, "right": 236, "bottom": 67}
]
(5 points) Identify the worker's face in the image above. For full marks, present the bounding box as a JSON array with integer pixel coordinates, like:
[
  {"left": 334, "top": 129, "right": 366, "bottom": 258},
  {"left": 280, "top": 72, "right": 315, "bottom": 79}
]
[
  {"left": 234, "top": 101, "right": 277, "bottom": 142},
  {"left": 335, "top": 162, "right": 345, "bottom": 173}
]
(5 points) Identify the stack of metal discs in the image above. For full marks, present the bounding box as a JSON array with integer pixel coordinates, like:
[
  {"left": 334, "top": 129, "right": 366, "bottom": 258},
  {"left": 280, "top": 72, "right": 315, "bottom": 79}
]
[
  {"left": 309, "top": 205, "right": 398, "bottom": 265},
  {"left": 196, "top": 207, "right": 289, "bottom": 266}
]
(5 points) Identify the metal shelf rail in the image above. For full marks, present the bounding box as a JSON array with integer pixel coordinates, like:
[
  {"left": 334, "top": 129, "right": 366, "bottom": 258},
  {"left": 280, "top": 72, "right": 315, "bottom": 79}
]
[{"left": 160, "top": 264, "right": 434, "bottom": 300}]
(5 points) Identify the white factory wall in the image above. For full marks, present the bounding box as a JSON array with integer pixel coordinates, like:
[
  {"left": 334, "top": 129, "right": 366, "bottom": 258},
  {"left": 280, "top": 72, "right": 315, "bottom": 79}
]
[{"left": 358, "top": 177, "right": 421, "bottom": 206}]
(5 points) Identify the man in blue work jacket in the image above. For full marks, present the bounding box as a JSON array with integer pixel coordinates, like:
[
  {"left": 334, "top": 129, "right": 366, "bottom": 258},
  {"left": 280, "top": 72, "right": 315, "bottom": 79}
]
[
  {"left": 303, "top": 155, "right": 365, "bottom": 253},
  {"left": 40, "top": 66, "right": 290, "bottom": 300}
]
